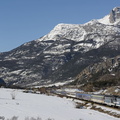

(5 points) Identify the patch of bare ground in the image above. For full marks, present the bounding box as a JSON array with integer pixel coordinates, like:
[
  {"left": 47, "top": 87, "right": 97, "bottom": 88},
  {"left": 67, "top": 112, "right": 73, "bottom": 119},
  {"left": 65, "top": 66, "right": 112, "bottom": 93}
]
[
  {"left": 91, "top": 105, "right": 120, "bottom": 118},
  {"left": 75, "top": 102, "right": 120, "bottom": 118}
]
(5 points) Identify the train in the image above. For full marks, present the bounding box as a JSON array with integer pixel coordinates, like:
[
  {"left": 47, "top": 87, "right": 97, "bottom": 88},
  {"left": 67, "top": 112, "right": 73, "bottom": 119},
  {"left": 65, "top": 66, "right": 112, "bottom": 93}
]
[
  {"left": 53, "top": 89, "right": 120, "bottom": 107},
  {"left": 76, "top": 92, "right": 120, "bottom": 107}
]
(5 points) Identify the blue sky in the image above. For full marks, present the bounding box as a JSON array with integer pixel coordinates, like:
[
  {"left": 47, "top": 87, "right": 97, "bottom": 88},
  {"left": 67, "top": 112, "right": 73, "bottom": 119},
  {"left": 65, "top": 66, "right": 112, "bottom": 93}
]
[{"left": 0, "top": 0, "right": 119, "bottom": 52}]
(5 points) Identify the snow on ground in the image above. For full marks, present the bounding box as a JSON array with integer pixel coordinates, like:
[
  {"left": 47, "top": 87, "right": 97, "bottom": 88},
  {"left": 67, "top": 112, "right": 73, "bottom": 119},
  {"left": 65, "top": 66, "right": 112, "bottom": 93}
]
[
  {"left": 0, "top": 88, "right": 119, "bottom": 120},
  {"left": 34, "top": 80, "right": 74, "bottom": 88}
]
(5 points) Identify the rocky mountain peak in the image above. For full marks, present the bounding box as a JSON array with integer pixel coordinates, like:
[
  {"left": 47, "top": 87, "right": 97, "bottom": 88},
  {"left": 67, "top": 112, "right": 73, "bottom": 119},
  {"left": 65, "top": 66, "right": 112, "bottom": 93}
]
[
  {"left": 109, "top": 7, "right": 120, "bottom": 23},
  {"left": 39, "top": 23, "right": 85, "bottom": 42},
  {"left": 98, "top": 7, "right": 120, "bottom": 25}
]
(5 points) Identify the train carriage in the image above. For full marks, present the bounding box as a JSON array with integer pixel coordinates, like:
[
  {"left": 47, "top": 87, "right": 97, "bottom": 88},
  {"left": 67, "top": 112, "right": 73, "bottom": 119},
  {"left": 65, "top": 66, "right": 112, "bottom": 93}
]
[
  {"left": 76, "top": 93, "right": 91, "bottom": 100},
  {"left": 91, "top": 94, "right": 105, "bottom": 104},
  {"left": 116, "top": 96, "right": 120, "bottom": 107},
  {"left": 104, "top": 95, "right": 116, "bottom": 106},
  {"left": 82, "top": 94, "right": 91, "bottom": 100},
  {"left": 76, "top": 92, "right": 84, "bottom": 99}
]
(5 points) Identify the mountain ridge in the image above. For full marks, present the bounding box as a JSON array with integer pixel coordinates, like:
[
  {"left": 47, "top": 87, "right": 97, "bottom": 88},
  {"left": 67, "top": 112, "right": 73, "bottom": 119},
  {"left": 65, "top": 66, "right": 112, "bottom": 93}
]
[{"left": 0, "top": 7, "right": 120, "bottom": 89}]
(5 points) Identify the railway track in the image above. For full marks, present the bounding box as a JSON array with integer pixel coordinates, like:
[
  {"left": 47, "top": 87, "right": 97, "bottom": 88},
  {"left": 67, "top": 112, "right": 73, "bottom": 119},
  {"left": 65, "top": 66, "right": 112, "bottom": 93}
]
[{"left": 53, "top": 92, "right": 120, "bottom": 110}]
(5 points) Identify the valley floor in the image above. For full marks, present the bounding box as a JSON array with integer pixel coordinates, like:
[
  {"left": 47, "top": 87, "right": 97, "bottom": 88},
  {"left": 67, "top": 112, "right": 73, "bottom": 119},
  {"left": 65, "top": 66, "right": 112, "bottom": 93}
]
[{"left": 0, "top": 88, "right": 119, "bottom": 120}]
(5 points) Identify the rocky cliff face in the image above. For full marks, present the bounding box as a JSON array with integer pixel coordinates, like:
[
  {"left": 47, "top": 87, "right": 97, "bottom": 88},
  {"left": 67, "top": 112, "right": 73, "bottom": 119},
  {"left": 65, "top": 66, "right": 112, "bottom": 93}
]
[
  {"left": 74, "top": 55, "right": 120, "bottom": 91},
  {"left": 109, "top": 7, "right": 120, "bottom": 23},
  {"left": 0, "top": 7, "right": 120, "bottom": 87}
]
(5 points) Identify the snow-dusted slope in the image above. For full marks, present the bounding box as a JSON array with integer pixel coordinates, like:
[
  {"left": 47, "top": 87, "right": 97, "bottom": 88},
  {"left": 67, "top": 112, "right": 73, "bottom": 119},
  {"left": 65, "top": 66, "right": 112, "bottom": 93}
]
[
  {"left": 39, "top": 23, "right": 86, "bottom": 42},
  {"left": 0, "top": 88, "right": 119, "bottom": 120},
  {"left": 37, "top": 7, "right": 120, "bottom": 53},
  {"left": 98, "top": 15, "right": 112, "bottom": 25},
  {"left": 38, "top": 21, "right": 120, "bottom": 53}
]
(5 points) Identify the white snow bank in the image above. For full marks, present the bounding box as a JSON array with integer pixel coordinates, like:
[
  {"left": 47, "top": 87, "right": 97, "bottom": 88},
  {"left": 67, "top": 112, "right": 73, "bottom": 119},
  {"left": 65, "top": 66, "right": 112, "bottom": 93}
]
[{"left": 0, "top": 88, "right": 119, "bottom": 120}]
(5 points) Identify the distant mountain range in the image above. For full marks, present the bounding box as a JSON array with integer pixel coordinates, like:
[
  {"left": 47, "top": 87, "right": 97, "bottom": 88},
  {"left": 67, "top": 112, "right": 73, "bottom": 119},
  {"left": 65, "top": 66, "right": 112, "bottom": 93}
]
[{"left": 0, "top": 7, "right": 120, "bottom": 90}]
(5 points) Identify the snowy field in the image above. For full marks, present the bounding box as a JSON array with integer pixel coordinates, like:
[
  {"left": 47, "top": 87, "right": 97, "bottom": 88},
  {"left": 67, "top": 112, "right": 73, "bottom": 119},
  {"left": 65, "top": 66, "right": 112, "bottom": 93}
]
[{"left": 0, "top": 88, "right": 119, "bottom": 120}]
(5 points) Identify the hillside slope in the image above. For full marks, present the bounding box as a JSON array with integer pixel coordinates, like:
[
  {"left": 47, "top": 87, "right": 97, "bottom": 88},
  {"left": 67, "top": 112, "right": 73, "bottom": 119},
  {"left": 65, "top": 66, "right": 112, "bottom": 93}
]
[
  {"left": 0, "top": 7, "right": 120, "bottom": 87},
  {"left": 74, "top": 55, "right": 120, "bottom": 92}
]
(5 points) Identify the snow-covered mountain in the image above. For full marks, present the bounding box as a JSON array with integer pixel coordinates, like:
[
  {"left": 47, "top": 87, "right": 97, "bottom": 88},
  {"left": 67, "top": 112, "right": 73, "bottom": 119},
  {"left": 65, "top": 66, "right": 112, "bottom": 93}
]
[{"left": 0, "top": 7, "right": 120, "bottom": 87}]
